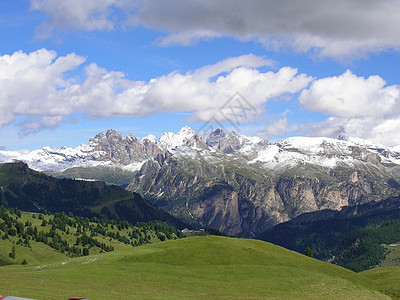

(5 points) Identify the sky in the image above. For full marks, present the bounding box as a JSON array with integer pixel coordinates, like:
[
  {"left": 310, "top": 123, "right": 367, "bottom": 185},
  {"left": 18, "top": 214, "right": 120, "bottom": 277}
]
[{"left": 1, "top": 0, "right": 400, "bottom": 150}]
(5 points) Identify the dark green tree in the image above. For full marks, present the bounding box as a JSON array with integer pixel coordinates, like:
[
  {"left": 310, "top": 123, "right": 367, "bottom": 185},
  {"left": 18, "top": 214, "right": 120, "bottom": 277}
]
[
  {"left": 305, "top": 247, "right": 313, "bottom": 257},
  {"left": 82, "top": 247, "right": 89, "bottom": 256}
]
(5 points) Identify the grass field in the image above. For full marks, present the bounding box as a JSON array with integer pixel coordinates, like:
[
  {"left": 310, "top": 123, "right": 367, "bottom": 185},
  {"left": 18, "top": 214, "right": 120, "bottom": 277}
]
[
  {"left": 361, "top": 266, "right": 400, "bottom": 299},
  {"left": 0, "top": 236, "right": 392, "bottom": 299}
]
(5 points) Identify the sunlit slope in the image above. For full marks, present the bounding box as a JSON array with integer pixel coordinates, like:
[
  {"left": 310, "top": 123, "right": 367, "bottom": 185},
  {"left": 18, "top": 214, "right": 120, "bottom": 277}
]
[
  {"left": 0, "top": 236, "right": 390, "bottom": 299},
  {"left": 361, "top": 266, "right": 400, "bottom": 299}
]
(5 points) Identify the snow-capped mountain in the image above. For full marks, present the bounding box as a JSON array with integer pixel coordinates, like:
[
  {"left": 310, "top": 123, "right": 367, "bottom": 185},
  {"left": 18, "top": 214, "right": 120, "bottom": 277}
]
[
  {"left": 0, "top": 129, "right": 162, "bottom": 172},
  {"left": 158, "top": 126, "right": 208, "bottom": 151},
  {"left": 2, "top": 126, "right": 400, "bottom": 237},
  {"left": 2, "top": 126, "right": 399, "bottom": 173}
]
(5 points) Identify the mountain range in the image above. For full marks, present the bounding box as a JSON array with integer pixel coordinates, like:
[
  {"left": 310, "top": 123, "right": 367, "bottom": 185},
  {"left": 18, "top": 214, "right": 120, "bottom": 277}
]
[{"left": 2, "top": 127, "right": 400, "bottom": 237}]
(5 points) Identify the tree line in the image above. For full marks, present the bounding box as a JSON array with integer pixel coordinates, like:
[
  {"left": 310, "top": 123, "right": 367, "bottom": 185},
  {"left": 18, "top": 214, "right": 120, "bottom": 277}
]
[{"left": 0, "top": 206, "right": 183, "bottom": 261}]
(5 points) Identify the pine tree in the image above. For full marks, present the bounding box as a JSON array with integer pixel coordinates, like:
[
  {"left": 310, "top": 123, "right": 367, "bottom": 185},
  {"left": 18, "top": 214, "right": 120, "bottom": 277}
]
[{"left": 304, "top": 247, "right": 313, "bottom": 257}]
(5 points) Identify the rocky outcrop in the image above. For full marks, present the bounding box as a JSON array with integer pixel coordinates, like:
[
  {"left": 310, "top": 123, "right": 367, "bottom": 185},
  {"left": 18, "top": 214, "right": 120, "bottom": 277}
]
[
  {"left": 128, "top": 147, "right": 400, "bottom": 237},
  {"left": 89, "top": 129, "right": 162, "bottom": 164}
]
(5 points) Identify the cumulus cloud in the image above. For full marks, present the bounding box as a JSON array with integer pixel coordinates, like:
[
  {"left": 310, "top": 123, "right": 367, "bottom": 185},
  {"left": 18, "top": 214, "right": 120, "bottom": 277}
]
[
  {"left": 0, "top": 49, "right": 85, "bottom": 132},
  {"left": 261, "top": 118, "right": 289, "bottom": 139},
  {"left": 31, "top": 0, "right": 400, "bottom": 58},
  {"left": 301, "top": 71, "right": 400, "bottom": 146},
  {"left": 0, "top": 49, "right": 312, "bottom": 134},
  {"left": 299, "top": 70, "right": 400, "bottom": 118},
  {"left": 307, "top": 116, "right": 400, "bottom": 147}
]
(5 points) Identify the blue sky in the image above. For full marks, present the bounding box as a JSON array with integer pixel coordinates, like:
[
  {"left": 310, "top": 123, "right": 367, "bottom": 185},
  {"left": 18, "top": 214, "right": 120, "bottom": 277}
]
[{"left": 1, "top": 0, "right": 400, "bottom": 150}]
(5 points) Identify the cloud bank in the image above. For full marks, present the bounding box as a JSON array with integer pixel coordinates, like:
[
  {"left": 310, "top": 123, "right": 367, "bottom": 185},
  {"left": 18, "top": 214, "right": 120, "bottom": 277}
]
[
  {"left": 3, "top": 48, "right": 400, "bottom": 146},
  {"left": 0, "top": 49, "right": 311, "bottom": 134},
  {"left": 300, "top": 70, "right": 400, "bottom": 146},
  {"left": 31, "top": 0, "right": 400, "bottom": 58}
]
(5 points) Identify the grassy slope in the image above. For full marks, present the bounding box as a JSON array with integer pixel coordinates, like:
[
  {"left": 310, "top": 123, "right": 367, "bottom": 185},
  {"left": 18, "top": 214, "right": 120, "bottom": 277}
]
[
  {"left": 0, "top": 238, "right": 66, "bottom": 266},
  {"left": 361, "top": 267, "right": 400, "bottom": 299},
  {"left": 0, "top": 236, "right": 390, "bottom": 299},
  {"left": 0, "top": 211, "right": 178, "bottom": 267}
]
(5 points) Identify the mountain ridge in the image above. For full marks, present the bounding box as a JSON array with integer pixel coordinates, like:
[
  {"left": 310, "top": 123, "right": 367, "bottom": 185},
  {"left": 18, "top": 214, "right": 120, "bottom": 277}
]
[
  {"left": 2, "top": 126, "right": 400, "bottom": 173},
  {"left": 2, "top": 127, "right": 400, "bottom": 237}
]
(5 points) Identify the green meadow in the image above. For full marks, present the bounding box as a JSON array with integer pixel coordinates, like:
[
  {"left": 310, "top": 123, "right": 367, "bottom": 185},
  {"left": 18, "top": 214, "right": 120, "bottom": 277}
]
[{"left": 0, "top": 236, "right": 393, "bottom": 299}]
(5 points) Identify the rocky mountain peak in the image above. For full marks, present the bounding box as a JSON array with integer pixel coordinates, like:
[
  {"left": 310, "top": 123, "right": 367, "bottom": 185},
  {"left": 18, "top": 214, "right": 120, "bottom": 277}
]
[
  {"left": 205, "top": 128, "right": 227, "bottom": 149},
  {"left": 178, "top": 125, "right": 196, "bottom": 136},
  {"left": 105, "top": 129, "right": 122, "bottom": 139},
  {"left": 218, "top": 131, "right": 241, "bottom": 153},
  {"left": 85, "top": 129, "right": 162, "bottom": 165},
  {"left": 159, "top": 126, "right": 208, "bottom": 151}
]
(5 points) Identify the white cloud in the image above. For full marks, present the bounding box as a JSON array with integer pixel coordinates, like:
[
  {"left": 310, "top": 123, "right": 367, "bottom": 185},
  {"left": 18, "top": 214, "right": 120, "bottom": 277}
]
[
  {"left": 31, "top": 0, "right": 400, "bottom": 58},
  {"left": 262, "top": 118, "right": 289, "bottom": 138},
  {"left": 299, "top": 70, "right": 400, "bottom": 118},
  {"left": 301, "top": 71, "right": 400, "bottom": 146},
  {"left": 18, "top": 116, "right": 72, "bottom": 136},
  {"left": 307, "top": 116, "right": 400, "bottom": 147},
  {"left": 0, "top": 49, "right": 312, "bottom": 134},
  {"left": 0, "top": 49, "right": 85, "bottom": 132}
]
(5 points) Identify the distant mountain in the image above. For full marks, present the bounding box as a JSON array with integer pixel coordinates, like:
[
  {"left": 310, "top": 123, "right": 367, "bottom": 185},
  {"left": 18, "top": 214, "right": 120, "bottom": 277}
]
[
  {"left": 2, "top": 127, "right": 400, "bottom": 237},
  {"left": 0, "top": 162, "right": 186, "bottom": 229},
  {"left": 256, "top": 196, "right": 400, "bottom": 271}
]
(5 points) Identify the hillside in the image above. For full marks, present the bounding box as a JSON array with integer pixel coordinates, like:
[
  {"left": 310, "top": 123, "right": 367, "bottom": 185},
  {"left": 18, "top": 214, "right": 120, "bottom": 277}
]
[
  {"left": 0, "top": 236, "right": 391, "bottom": 299},
  {"left": 0, "top": 207, "right": 182, "bottom": 267},
  {"left": 0, "top": 162, "right": 186, "bottom": 228},
  {"left": 257, "top": 196, "right": 400, "bottom": 271},
  {"left": 361, "top": 267, "right": 400, "bottom": 299}
]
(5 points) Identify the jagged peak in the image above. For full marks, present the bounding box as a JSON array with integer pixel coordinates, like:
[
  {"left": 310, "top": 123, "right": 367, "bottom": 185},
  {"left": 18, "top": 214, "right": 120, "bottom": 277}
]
[
  {"left": 227, "top": 131, "right": 239, "bottom": 138},
  {"left": 205, "top": 128, "right": 227, "bottom": 148},
  {"left": 210, "top": 128, "right": 227, "bottom": 136},
  {"left": 177, "top": 126, "right": 196, "bottom": 136},
  {"left": 142, "top": 134, "right": 157, "bottom": 143},
  {"left": 127, "top": 133, "right": 137, "bottom": 139},
  {"left": 158, "top": 126, "right": 208, "bottom": 151},
  {"left": 105, "top": 129, "right": 123, "bottom": 139}
]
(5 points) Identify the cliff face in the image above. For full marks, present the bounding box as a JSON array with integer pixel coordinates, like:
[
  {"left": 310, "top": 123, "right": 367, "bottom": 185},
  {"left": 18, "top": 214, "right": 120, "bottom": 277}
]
[
  {"left": 128, "top": 147, "right": 400, "bottom": 237},
  {"left": 89, "top": 129, "right": 163, "bottom": 164}
]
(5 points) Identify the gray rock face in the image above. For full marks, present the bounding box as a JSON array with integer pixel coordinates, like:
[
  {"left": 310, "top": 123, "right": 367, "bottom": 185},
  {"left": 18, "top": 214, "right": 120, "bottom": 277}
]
[
  {"left": 128, "top": 145, "right": 400, "bottom": 237},
  {"left": 89, "top": 129, "right": 162, "bottom": 165},
  {"left": 218, "top": 131, "right": 241, "bottom": 153},
  {"left": 205, "top": 128, "right": 227, "bottom": 149}
]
